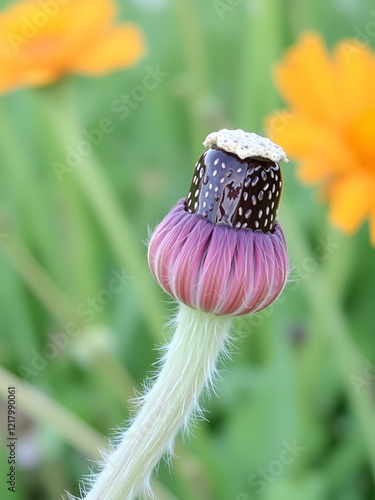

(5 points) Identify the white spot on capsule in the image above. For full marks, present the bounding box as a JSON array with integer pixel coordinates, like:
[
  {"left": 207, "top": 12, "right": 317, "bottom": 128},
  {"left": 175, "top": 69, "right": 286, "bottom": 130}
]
[{"left": 214, "top": 158, "right": 219, "bottom": 166}]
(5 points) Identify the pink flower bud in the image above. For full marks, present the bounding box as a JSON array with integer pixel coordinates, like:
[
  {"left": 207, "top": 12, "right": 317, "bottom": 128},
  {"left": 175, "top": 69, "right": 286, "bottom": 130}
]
[{"left": 148, "top": 129, "right": 289, "bottom": 316}]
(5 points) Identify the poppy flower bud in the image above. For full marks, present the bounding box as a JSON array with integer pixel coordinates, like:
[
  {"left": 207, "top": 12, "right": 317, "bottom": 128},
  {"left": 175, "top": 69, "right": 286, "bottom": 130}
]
[{"left": 148, "top": 129, "right": 289, "bottom": 316}]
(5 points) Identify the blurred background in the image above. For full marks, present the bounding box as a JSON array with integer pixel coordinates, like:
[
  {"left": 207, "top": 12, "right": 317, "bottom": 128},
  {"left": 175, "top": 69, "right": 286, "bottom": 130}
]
[{"left": 0, "top": 0, "right": 375, "bottom": 499}]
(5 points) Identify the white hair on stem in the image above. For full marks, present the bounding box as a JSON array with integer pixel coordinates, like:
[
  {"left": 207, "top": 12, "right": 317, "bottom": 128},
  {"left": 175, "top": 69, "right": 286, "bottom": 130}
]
[{"left": 67, "top": 304, "right": 232, "bottom": 500}]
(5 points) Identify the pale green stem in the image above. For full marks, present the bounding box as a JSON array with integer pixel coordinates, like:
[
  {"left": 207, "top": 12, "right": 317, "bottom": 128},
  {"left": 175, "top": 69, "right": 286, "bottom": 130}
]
[
  {"left": 2, "top": 233, "right": 78, "bottom": 326},
  {"left": 236, "top": 0, "right": 284, "bottom": 129},
  {"left": 33, "top": 81, "right": 165, "bottom": 342},
  {"left": 1, "top": 231, "right": 137, "bottom": 400},
  {"left": 75, "top": 304, "right": 232, "bottom": 500}
]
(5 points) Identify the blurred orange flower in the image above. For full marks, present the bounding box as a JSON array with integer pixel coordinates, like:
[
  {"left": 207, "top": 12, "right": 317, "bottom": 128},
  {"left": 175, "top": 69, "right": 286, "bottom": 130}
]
[
  {"left": 266, "top": 33, "right": 375, "bottom": 245},
  {"left": 0, "top": 0, "right": 146, "bottom": 94}
]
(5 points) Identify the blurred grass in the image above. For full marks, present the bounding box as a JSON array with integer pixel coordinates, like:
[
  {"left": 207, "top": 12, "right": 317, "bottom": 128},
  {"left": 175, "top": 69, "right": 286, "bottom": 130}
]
[{"left": 1, "top": 0, "right": 375, "bottom": 499}]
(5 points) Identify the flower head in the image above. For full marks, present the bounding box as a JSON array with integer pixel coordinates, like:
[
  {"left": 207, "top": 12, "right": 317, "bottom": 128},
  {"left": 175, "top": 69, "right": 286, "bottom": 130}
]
[
  {"left": 0, "top": 0, "right": 146, "bottom": 94},
  {"left": 148, "top": 129, "right": 289, "bottom": 316},
  {"left": 266, "top": 32, "right": 375, "bottom": 245}
]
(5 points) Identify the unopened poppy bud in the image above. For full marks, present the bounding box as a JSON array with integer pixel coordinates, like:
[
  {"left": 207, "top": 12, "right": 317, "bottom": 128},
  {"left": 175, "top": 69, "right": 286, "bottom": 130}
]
[{"left": 148, "top": 129, "right": 289, "bottom": 316}]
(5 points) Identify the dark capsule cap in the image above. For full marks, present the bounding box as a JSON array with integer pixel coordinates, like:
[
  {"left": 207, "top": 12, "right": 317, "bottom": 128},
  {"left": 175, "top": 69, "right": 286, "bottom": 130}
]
[{"left": 186, "top": 146, "right": 283, "bottom": 233}]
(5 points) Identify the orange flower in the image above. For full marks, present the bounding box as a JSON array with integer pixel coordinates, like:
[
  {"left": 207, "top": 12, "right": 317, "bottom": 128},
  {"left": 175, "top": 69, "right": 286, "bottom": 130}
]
[
  {"left": 266, "top": 32, "right": 375, "bottom": 246},
  {"left": 0, "top": 0, "right": 146, "bottom": 94}
]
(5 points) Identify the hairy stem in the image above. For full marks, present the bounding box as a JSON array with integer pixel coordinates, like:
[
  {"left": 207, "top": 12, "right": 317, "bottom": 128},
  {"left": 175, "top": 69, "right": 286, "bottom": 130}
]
[{"left": 77, "top": 304, "right": 232, "bottom": 500}]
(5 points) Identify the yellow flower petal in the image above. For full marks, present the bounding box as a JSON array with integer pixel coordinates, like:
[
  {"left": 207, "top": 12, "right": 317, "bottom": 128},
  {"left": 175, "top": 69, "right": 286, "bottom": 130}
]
[
  {"left": 267, "top": 113, "right": 356, "bottom": 183},
  {"left": 1, "top": 0, "right": 115, "bottom": 62},
  {"left": 269, "top": 31, "right": 375, "bottom": 245},
  {"left": 328, "top": 173, "right": 372, "bottom": 234},
  {"left": 369, "top": 210, "right": 375, "bottom": 247},
  {"left": 274, "top": 33, "right": 339, "bottom": 124},
  {"left": 345, "top": 107, "right": 375, "bottom": 168},
  {"left": 70, "top": 25, "right": 147, "bottom": 75},
  {"left": 0, "top": 66, "right": 21, "bottom": 94},
  {"left": 334, "top": 41, "right": 375, "bottom": 121},
  {"left": 0, "top": 0, "right": 146, "bottom": 93}
]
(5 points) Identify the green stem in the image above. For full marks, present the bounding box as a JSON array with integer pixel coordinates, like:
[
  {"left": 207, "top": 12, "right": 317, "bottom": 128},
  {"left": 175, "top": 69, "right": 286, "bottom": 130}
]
[
  {"left": 2, "top": 234, "right": 78, "bottom": 327},
  {"left": 173, "top": 0, "right": 211, "bottom": 153},
  {"left": 76, "top": 304, "right": 232, "bottom": 500},
  {"left": 236, "top": 0, "right": 284, "bottom": 129},
  {"left": 33, "top": 80, "right": 165, "bottom": 342},
  {"left": 1, "top": 229, "right": 138, "bottom": 400}
]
